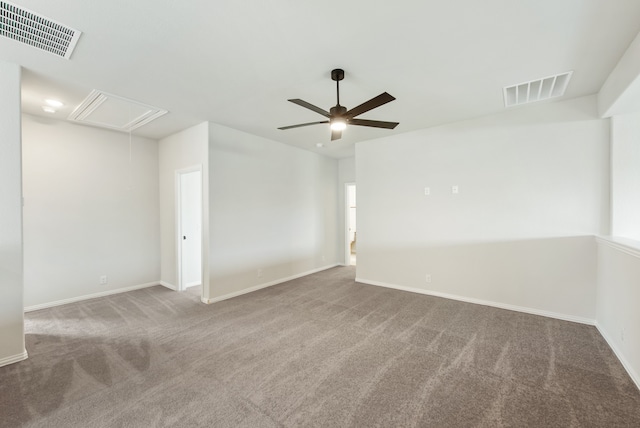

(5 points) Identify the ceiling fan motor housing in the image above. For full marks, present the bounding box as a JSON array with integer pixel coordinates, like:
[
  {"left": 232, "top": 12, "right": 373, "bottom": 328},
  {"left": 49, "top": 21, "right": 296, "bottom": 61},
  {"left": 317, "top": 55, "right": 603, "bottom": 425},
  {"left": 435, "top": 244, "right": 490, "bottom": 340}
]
[
  {"left": 331, "top": 68, "right": 345, "bottom": 81},
  {"left": 330, "top": 105, "right": 347, "bottom": 116}
]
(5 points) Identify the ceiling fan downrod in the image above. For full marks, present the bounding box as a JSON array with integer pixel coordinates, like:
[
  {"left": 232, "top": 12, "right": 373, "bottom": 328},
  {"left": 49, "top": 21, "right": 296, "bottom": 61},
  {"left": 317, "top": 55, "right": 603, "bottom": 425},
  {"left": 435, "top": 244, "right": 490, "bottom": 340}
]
[{"left": 331, "top": 68, "right": 344, "bottom": 107}]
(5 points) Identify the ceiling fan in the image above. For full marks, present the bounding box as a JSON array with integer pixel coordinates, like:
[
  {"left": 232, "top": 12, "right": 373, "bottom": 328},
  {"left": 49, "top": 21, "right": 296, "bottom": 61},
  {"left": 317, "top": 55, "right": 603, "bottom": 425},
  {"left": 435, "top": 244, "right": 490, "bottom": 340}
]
[{"left": 278, "top": 69, "right": 399, "bottom": 141}]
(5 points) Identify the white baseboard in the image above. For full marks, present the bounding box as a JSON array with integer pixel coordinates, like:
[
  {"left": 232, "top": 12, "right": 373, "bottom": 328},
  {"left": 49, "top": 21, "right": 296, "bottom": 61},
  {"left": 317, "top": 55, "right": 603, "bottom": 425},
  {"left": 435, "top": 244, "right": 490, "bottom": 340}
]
[
  {"left": 160, "top": 281, "right": 178, "bottom": 291},
  {"left": 595, "top": 322, "right": 640, "bottom": 392},
  {"left": 202, "top": 264, "right": 340, "bottom": 304},
  {"left": 160, "top": 281, "right": 199, "bottom": 291},
  {"left": 24, "top": 281, "right": 161, "bottom": 312},
  {"left": 355, "top": 277, "right": 596, "bottom": 326},
  {"left": 0, "top": 349, "right": 28, "bottom": 368}
]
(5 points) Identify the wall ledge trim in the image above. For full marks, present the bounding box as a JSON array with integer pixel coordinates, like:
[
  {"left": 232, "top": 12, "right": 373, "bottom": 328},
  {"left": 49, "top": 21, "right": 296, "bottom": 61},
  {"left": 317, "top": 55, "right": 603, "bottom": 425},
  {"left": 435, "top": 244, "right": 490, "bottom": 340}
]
[
  {"left": 596, "top": 236, "right": 640, "bottom": 259},
  {"left": 0, "top": 350, "right": 28, "bottom": 368},
  {"left": 595, "top": 322, "right": 640, "bottom": 392},
  {"left": 24, "top": 281, "right": 161, "bottom": 312},
  {"left": 355, "top": 277, "right": 595, "bottom": 325},
  {"left": 202, "top": 264, "right": 340, "bottom": 304}
]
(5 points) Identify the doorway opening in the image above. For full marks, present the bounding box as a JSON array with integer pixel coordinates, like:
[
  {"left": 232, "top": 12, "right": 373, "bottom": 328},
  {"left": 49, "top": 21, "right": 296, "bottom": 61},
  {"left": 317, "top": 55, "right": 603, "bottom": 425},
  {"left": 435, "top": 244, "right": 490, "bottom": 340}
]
[
  {"left": 346, "top": 183, "right": 356, "bottom": 266},
  {"left": 176, "top": 166, "right": 203, "bottom": 292}
]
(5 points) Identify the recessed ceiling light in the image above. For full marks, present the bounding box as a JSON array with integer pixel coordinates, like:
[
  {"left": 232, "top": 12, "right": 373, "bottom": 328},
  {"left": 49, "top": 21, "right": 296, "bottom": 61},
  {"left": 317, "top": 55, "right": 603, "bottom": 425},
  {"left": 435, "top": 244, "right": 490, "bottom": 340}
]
[
  {"left": 42, "top": 106, "right": 57, "bottom": 113},
  {"left": 44, "top": 99, "right": 64, "bottom": 108}
]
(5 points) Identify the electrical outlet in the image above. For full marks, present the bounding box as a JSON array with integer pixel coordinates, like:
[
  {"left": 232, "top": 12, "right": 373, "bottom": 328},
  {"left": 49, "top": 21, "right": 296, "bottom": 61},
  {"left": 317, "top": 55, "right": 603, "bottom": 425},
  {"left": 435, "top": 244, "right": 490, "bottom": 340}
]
[
  {"left": 257, "top": 269, "right": 263, "bottom": 279},
  {"left": 424, "top": 187, "right": 430, "bottom": 196},
  {"left": 452, "top": 185, "right": 459, "bottom": 194},
  {"left": 425, "top": 274, "right": 432, "bottom": 283},
  {"left": 99, "top": 275, "right": 108, "bottom": 285}
]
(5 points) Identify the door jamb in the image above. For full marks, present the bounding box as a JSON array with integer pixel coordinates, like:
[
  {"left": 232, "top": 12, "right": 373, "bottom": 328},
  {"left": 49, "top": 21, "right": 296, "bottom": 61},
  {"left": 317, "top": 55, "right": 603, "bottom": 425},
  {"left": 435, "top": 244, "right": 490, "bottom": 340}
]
[{"left": 345, "top": 182, "right": 356, "bottom": 266}]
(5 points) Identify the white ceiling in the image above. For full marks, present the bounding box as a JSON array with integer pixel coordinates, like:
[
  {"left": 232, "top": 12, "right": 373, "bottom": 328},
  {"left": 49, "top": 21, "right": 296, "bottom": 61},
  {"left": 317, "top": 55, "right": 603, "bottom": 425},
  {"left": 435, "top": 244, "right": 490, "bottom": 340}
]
[{"left": 3, "top": 0, "right": 640, "bottom": 158}]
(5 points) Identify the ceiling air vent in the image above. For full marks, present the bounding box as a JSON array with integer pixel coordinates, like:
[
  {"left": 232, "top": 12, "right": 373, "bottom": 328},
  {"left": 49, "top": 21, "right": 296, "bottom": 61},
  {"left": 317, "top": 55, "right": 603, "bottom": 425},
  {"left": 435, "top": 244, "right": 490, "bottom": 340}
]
[
  {"left": 0, "top": 1, "right": 81, "bottom": 59},
  {"left": 68, "top": 90, "right": 168, "bottom": 132},
  {"left": 503, "top": 71, "right": 572, "bottom": 108}
]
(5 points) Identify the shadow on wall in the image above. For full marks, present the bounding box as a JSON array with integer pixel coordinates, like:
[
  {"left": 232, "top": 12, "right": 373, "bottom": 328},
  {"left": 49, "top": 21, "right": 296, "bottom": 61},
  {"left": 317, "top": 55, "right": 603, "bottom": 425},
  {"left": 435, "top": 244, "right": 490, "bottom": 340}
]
[
  {"left": 356, "top": 235, "right": 598, "bottom": 321},
  {"left": 208, "top": 256, "right": 337, "bottom": 300}
]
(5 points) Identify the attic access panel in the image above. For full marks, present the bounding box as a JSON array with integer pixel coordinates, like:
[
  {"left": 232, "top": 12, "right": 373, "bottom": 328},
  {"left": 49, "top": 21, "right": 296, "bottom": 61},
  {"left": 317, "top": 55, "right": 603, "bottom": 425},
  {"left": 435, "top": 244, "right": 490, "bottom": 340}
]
[{"left": 68, "top": 90, "right": 168, "bottom": 132}]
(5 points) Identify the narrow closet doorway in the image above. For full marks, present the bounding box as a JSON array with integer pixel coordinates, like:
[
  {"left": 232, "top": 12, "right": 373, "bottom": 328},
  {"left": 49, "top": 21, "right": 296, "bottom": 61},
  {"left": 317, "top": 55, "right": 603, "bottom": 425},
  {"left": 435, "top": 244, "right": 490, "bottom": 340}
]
[
  {"left": 177, "top": 167, "right": 202, "bottom": 291},
  {"left": 346, "top": 183, "right": 356, "bottom": 266}
]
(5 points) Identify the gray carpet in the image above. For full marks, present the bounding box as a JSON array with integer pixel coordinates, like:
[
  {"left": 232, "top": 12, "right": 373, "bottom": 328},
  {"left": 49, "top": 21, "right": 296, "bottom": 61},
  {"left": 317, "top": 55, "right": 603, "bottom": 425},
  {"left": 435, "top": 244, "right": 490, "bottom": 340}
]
[{"left": 2, "top": 266, "right": 640, "bottom": 427}]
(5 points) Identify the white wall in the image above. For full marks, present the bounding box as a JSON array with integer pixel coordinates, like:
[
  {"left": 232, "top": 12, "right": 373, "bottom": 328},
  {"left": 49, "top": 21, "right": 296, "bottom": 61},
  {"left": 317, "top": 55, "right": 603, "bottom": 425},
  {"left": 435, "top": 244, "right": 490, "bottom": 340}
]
[
  {"left": 598, "top": 30, "right": 640, "bottom": 117},
  {"left": 596, "top": 239, "right": 640, "bottom": 388},
  {"left": 22, "top": 116, "right": 160, "bottom": 308},
  {"left": 338, "top": 157, "right": 355, "bottom": 265},
  {"left": 356, "top": 95, "right": 609, "bottom": 321},
  {"left": 610, "top": 112, "right": 640, "bottom": 240},
  {"left": 158, "top": 122, "right": 209, "bottom": 290},
  {"left": 597, "top": 66, "right": 640, "bottom": 389},
  {"left": 0, "top": 61, "right": 26, "bottom": 366},
  {"left": 207, "top": 122, "right": 338, "bottom": 300}
]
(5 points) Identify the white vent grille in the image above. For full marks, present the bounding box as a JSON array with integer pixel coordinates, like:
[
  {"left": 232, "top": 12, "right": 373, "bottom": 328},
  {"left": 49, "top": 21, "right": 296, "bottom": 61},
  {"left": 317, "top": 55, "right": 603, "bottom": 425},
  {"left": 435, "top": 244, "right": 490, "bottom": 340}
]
[
  {"left": 69, "top": 90, "right": 168, "bottom": 132},
  {"left": 0, "top": 1, "right": 81, "bottom": 59},
  {"left": 503, "top": 71, "right": 572, "bottom": 108}
]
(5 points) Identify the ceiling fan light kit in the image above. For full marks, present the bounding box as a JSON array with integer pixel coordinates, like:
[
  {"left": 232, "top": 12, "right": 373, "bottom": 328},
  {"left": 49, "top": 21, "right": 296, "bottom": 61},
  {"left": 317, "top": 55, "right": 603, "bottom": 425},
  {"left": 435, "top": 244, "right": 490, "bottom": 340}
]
[
  {"left": 278, "top": 68, "right": 399, "bottom": 141},
  {"left": 330, "top": 118, "right": 347, "bottom": 131}
]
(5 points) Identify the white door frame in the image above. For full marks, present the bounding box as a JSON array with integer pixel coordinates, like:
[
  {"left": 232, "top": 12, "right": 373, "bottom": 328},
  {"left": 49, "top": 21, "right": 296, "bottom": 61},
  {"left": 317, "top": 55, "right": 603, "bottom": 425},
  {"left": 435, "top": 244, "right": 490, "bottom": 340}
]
[
  {"left": 175, "top": 165, "right": 203, "bottom": 291},
  {"left": 345, "top": 182, "right": 356, "bottom": 266}
]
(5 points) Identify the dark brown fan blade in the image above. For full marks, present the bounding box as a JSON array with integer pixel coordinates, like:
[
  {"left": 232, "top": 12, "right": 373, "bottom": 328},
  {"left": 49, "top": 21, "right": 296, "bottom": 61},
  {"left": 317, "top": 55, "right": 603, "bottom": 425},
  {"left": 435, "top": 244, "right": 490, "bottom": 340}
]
[
  {"left": 288, "top": 99, "right": 331, "bottom": 118},
  {"left": 331, "top": 129, "right": 342, "bottom": 141},
  {"left": 278, "top": 121, "right": 329, "bottom": 130},
  {"left": 345, "top": 92, "right": 395, "bottom": 118},
  {"left": 349, "top": 118, "right": 399, "bottom": 129}
]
